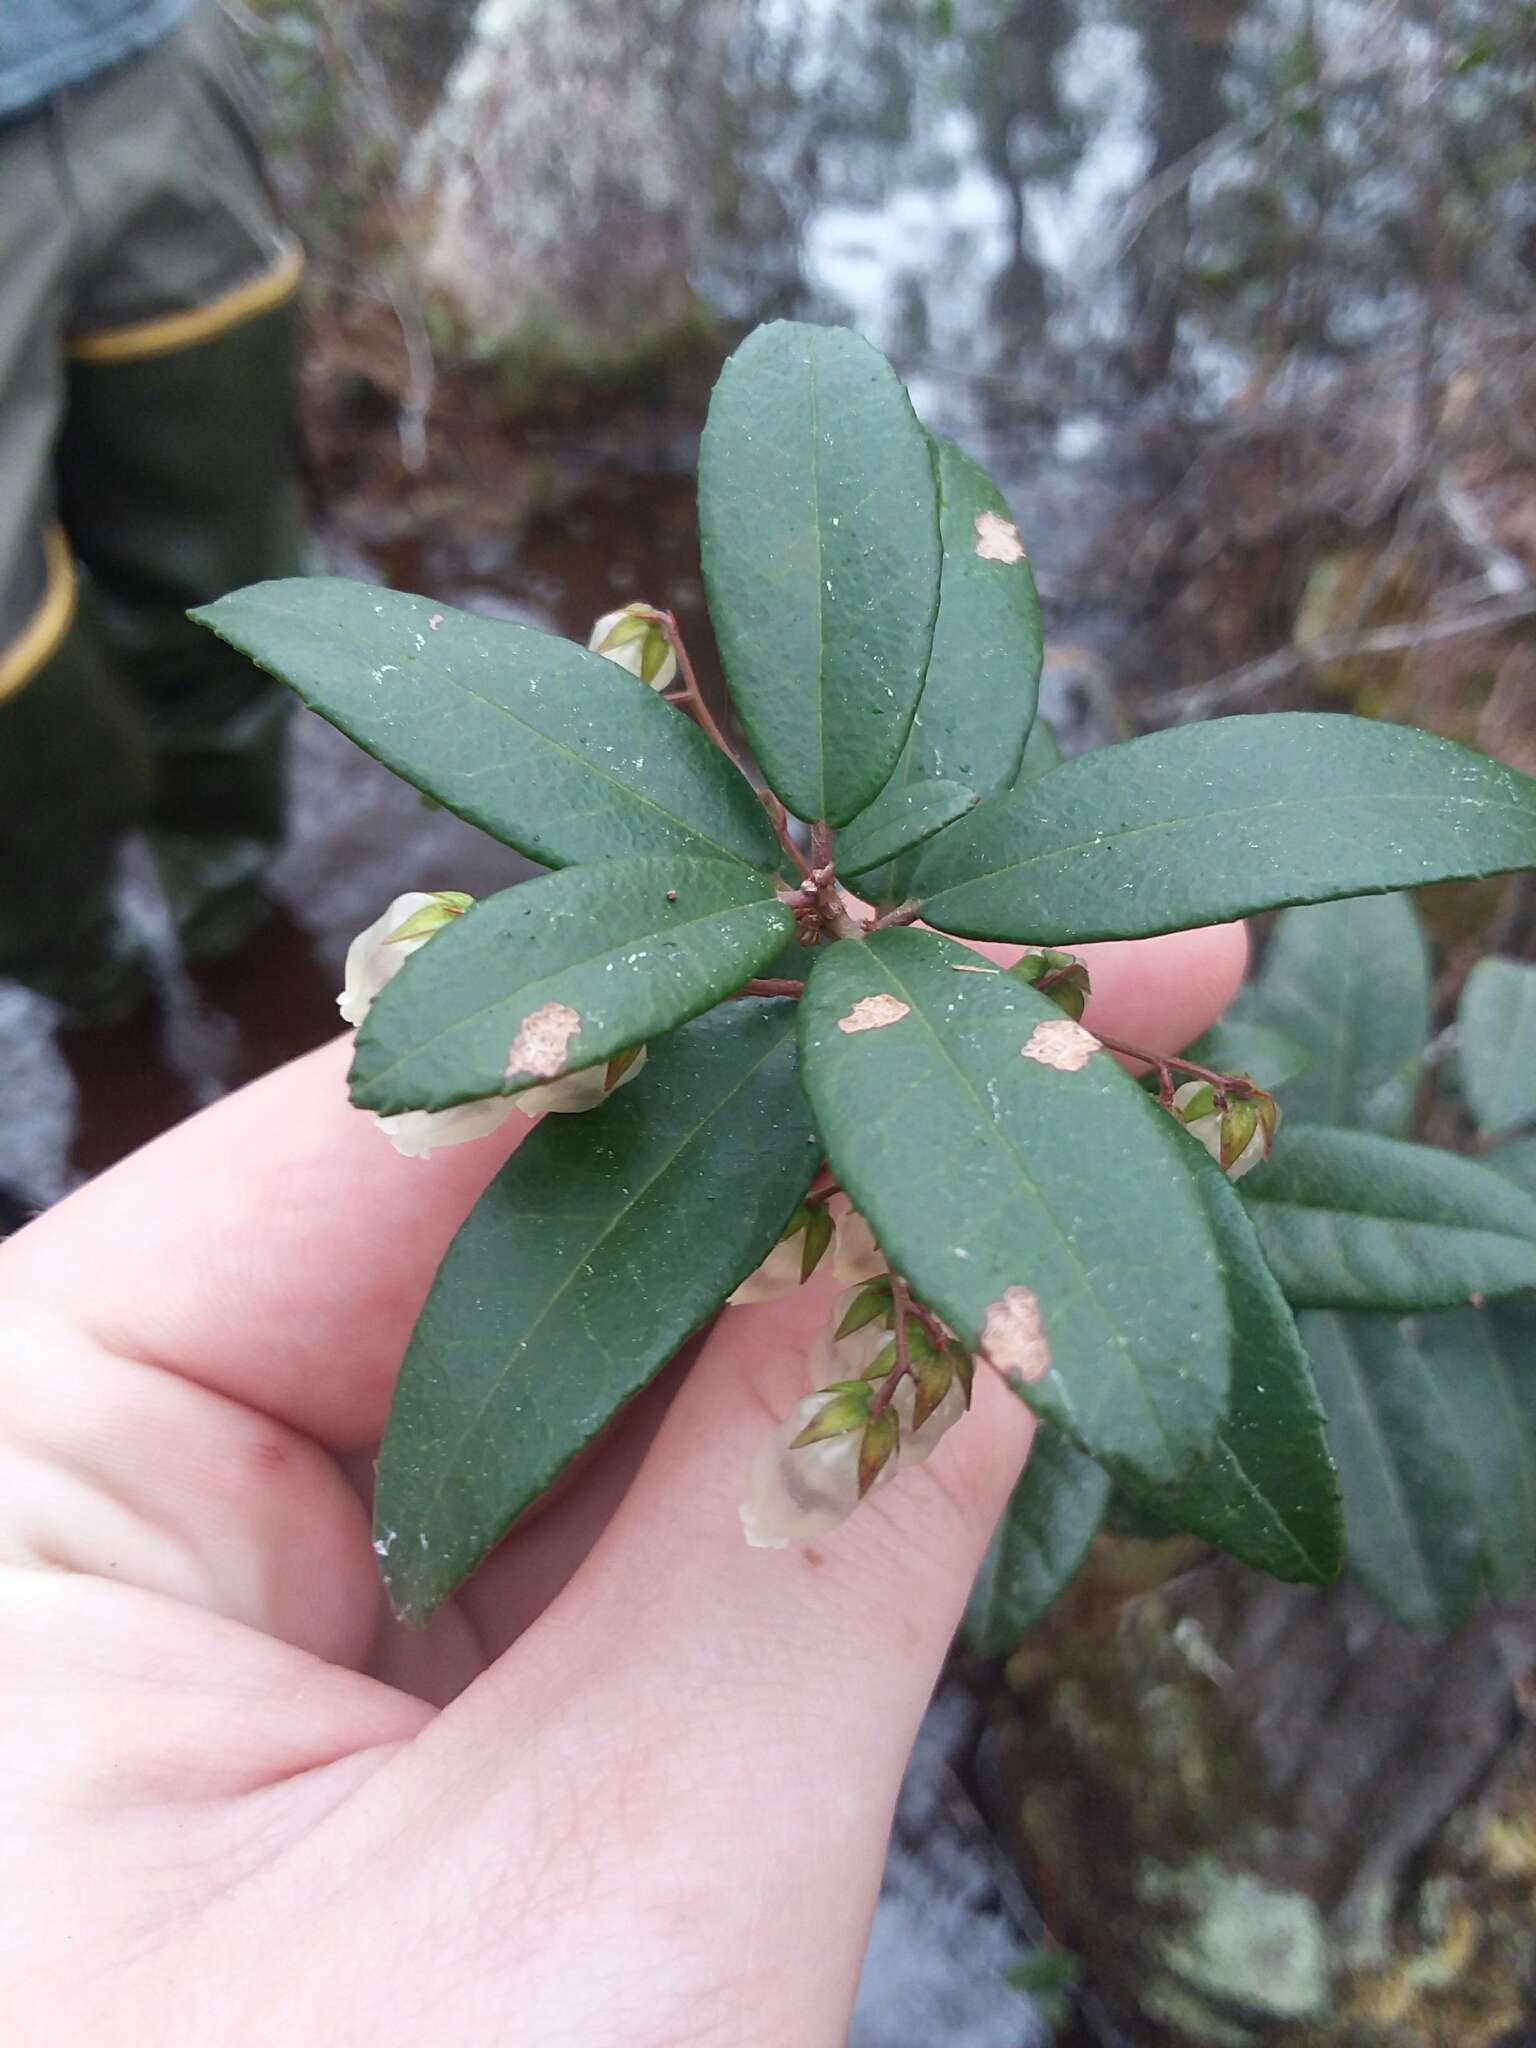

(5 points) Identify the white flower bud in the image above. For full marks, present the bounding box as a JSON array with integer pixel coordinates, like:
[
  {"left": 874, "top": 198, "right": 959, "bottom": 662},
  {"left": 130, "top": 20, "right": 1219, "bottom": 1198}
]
[
  {"left": 728, "top": 1229, "right": 810, "bottom": 1307},
  {"left": 740, "top": 1387, "right": 898, "bottom": 1549},
  {"left": 511, "top": 1045, "right": 648, "bottom": 1119},
  {"left": 831, "top": 1207, "right": 885, "bottom": 1285},
  {"left": 588, "top": 603, "right": 678, "bottom": 691},
  {"left": 375, "top": 1095, "right": 515, "bottom": 1160},
  {"left": 1171, "top": 1079, "right": 1275, "bottom": 1182},
  {"left": 337, "top": 892, "right": 442, "bottom": 1026}
]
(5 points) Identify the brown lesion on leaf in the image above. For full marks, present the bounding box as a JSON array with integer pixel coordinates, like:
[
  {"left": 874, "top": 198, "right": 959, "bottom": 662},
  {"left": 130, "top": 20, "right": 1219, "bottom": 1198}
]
[
  {"left": 973, "top": 509, "right": 1028, "bottom": 564},
  {"left": 837, "top": 993, "right": 912, "bottom": 1035},
  {"left": 1021, "top": 1018, "right": 1100, "bottom": 1071},
  {"left": 505, "top": 1000, "right": 583, "bottom": 1080},
  {"left": 981, "top": 1286, "right": 1052, "bottom": 1383}
]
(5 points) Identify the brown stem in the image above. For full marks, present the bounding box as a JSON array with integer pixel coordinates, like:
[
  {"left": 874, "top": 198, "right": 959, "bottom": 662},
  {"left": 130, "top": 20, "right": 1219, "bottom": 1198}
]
[
  {"left": 1093, "top": 1032, "right": 1261, "bottom": 1104},
  {"left": 728, "top": 976, "right": 806, "bottom": 1000},
  {"left": 865, "top": 898, "right": 922, "bottom": 932},
  {"left": 645, "top": 608, "right": 740, "bottom": 765},
  {"left": 761, "top": 788, "right": 814, "bottom": 880},
  {"left": 810, "top": 862, "right": 861, "bottom": 942},
  {"left": 870, "top": 1274, "right": 915, "bottom": 1420}
]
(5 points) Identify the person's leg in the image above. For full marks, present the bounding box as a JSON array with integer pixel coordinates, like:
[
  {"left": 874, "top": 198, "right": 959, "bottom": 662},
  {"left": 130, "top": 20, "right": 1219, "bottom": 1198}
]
[
  {"left": 0, "top": 101, "right": 154, "bottom": 1019},
  {"left": 54, "top": 5, "right": 304, "bottom": 962}
]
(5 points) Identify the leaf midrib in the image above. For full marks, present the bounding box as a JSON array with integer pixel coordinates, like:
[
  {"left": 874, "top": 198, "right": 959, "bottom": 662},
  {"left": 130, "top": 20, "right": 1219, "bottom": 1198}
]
[
  {"left": 359, "top": 889, "right": 786, "bottom": 1100},
  {"left": 924, "top": 786, "right": 1536, "bottom": 901},
  {"left": 244, "top": 596, "right": 770, "bottom": 871},
  {"left": 399, "top": 1020, "right": 798, "bottom": 1546},
  {"left": 852, "top": 946, "right": 1183, "bottom": 1469}
]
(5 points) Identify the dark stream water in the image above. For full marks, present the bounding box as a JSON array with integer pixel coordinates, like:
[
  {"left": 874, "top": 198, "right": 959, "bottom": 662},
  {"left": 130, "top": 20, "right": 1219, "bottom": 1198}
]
[{"left": 5, "top": 3, "right": 1521, "bottom": 2039}]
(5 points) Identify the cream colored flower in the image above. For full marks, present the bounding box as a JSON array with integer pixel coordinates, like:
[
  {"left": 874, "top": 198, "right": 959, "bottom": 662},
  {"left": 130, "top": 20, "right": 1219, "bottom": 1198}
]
[
  {"left": 588, "top": 603, "right": 678, "bottom": 690},
  {"left": 375, "top": 1097, "right": 516, "bottom": 1160},
  {"left": 512, "top": 1047, "right": 648, "bottom": 1119},
  {"left": 740, "top": 1388, "right": 897, "bottom": 1549},
  {"left": 740, "top": 1297, "right": 971, "bottom": 1548},
  {"left": 337, "top": 891, "right": 442, "bottom": 1026}
]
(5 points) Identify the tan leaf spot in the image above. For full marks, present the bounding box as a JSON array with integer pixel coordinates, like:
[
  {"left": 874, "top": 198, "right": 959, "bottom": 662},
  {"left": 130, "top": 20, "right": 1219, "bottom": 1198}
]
[
  {"left": 973, "top": 510, "right": 1028, "bottom": 564},
  {"left": 1021, "top": 1018, "right": 1100, "bottom": 1071},
  {"left": 837, "top": 994, "right": 912, "bottom": 1035},
  {"left": 981, "top": 1286, "right": 1052, "bottom": 1383},
  {"left": 506, "top": 1001, "right": 583, "bottom": 1080}
]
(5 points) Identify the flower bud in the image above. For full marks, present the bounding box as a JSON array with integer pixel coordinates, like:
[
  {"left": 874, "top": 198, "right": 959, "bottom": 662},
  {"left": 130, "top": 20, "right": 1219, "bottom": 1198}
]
[
  {"left": 740, "top": 1382, "right": 899, "bottom": 1548},
  {"left": 588, "top": 603, "right": 678, "bottom": 690},
  {"left": 1008, "top": 948, "right": 1091, "bottom": 1021},
  {"left": 375, "top": 1096, "right": 515, "bottom": 1160},
  {"left": 1171, "top": 1077, "right": 1278, "bottom": 1181},
  {"left": 337, "top": 889, "right": 473, "bottom": 1027},
  {"left": 728, "top": 1199, "right": 837, "bottom": 1306}
]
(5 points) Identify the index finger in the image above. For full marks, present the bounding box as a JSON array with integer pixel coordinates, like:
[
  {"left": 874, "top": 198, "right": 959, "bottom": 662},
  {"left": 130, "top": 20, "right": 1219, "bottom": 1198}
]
[{"left": 0, "top": 923, "right": 1247, "bottom": 1449}]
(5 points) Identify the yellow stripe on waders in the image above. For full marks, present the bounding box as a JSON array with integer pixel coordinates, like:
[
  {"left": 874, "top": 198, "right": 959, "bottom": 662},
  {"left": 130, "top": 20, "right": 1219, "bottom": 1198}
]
[
  {"left": 66, "top": 239, "right": 304, "bottom": 365},
  {"left": 0, "top": 527, "right": 77, "bottom": 705}
]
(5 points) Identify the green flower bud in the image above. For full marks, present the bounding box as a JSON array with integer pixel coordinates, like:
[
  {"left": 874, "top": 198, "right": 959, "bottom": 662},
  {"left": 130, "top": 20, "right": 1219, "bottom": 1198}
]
[{"left": 1008, "top": 948, "right": 1092, "bottom": 1020}]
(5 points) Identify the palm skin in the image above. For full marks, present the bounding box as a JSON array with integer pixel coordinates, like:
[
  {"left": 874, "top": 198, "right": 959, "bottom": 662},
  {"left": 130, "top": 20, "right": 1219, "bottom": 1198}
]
[{"left": 0, "top": 925, "right": 1244, "bottom": 2046}]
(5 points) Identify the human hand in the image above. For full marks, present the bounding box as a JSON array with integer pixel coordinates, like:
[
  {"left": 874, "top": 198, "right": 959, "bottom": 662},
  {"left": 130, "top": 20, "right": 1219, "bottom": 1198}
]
[{"left": 0, "top": 924, "right": 1244, "bottom": 2046}]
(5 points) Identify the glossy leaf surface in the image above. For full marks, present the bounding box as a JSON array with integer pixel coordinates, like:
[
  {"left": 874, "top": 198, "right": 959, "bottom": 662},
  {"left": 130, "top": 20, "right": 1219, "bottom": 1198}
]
[
  {"left": 798, "top": 929, "right": 1230, "bottom": 1487},
  {"left": 697, "top": 321, "right": 941, "bottom": 825},
  {"left": 915, "top": 715, "right": 1536, "bottom": 942},
  {"left": 352, "top": 857, "right": 792, "bottom": 1114},
  {"left": 1128, "top": 1156, "right": 1342, "bottom": 1584},
  {"left": 374, "top": 1001, "right": 817, "bottom": 1623},
  {"left": 837, "top": 777, "right": 979, "bottom": 879},
  {"left": 193, "top": 579, "right": 781, "bottom": 871}
]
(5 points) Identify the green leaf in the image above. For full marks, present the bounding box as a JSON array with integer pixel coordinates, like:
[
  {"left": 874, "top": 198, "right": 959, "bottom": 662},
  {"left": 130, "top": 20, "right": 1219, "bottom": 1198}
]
[
  {"left": 697, "top": 322, "right": 941, "bottom": 825},
  {"left": 837, "top": 777, "right": 979, "bottom": 880},
  {"left": 907, "top": 436, "right": 1044, "bottom": 793},
  {"left": 374, "top": 1000, "right": 817, "bottom": 1623},
  {"left": 192, "top": 579, "right": 781, "bottom": 872},
  {"left": 797, "top": 929, "right": 1231, "bottom": 1487},
  {"left": 1459, "top": 957, "right": 1536, "bottom": 1136},
  {"left": 914, "top": 715, "right": 1536, "bottom": 942},
  {"left": 350, "top": 856, "right": 791, "bottom": 1114},
  {"left": 1300, "top": 1310, "right": 1486, "bottom": 1633},
  {"left": 1413, "top": 1301, "right": 1536, "bottom": 1601},
  {"left": 1179, "top": 1005, "right": 1313, "bottom": 1093},
  {"left": 1485, "top": 1134, "right": 1536, "bottom": 1199},
  {"left": 864, "top": 438, "right": 1043, "bottom": 904},
  {"left": 1241, "top": 1126, "right": 1536, "bottom": 1310},
  {"left": 1250, "top": 896, "right": 1429, "bottom": 1134},
  {"left": 1126, "top": 1156, "right": 1342, "bottom": 1584},
  {"left": 1016, "top": 715, "right": 1063, "bottom": 784},
  {"left": 963, "top": 1427, "right": 1110, "bottom": 1653}
]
